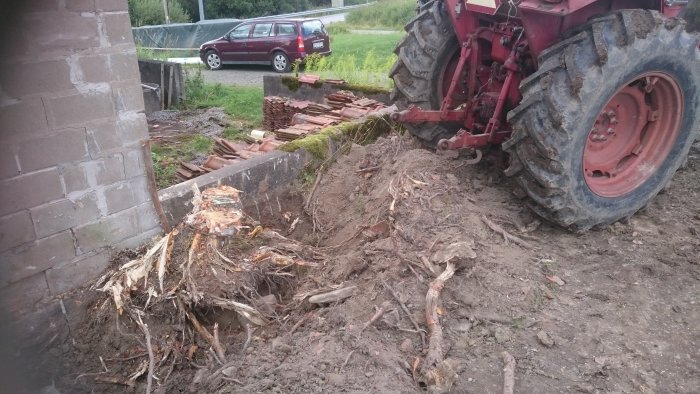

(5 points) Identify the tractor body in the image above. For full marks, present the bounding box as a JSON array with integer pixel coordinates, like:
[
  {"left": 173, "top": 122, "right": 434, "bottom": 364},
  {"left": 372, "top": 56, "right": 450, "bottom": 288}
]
[{"left": 392, "top": 0, "right": 688, "bottom": 151}]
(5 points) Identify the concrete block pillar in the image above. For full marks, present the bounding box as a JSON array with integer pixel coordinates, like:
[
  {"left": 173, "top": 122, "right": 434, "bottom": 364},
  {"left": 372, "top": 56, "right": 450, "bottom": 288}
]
[{"left": 0, "top": 0, "right": 162, "bottom": 347}]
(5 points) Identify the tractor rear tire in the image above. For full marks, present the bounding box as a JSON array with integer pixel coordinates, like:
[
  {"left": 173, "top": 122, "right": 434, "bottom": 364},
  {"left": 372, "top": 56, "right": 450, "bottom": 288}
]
[
  {"left": 504, "top": 10, "right": 700, "bottom": 231},
  {"left": 390, "top": 0, "right": 461, "bottom": 146}
]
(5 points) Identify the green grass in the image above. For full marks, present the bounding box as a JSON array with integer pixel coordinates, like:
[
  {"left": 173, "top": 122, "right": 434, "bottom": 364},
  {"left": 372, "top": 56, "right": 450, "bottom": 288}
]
[
  {"left": 304, "top": 31, "right": 404, "bottom": 88},
  {"left": 137, "top": 47, "right": 196, "bottom": 60},
  {"left": 345, "top": 0, "right": 415, "bottom": 30},
  {"left": 183, "top": 68, "right": 263, "bottom": 127},
  {"left": 151, "top": 134, "right": 215, "bottom": 189}
]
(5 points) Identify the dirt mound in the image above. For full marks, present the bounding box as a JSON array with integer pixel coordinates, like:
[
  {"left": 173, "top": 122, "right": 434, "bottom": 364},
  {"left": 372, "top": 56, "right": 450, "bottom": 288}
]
[{"left": 36, "top": 137, "right": 700, "bottom": 393}]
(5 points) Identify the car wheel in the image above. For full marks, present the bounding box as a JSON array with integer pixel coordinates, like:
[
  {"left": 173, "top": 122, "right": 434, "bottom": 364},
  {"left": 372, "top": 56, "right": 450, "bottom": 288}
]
[
  {"left": 272, "top": 52, "right": 290, "bottom": 73},
  {"left": 205, "top": 51, "right": 222, "bottom": 70}
]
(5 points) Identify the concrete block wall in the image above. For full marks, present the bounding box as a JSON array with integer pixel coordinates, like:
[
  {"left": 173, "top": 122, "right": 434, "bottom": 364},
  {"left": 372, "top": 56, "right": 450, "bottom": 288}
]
[{"left": 0, "top": 0, "right": 161, "bottom": 337}]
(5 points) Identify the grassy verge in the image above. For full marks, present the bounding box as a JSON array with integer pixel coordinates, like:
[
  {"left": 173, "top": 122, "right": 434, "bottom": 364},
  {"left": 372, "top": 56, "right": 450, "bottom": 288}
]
[
  {"left": 303, "top": 31, "right": 403, "bottom": 88},
  {"left": 137, "top": 47, "right": 197, "bottom": 61},
  {"left": 183, "top": 68, "right": 264, "bottom": 126},
  {"left": 345, "top": 0, "right": 415, "bottom": 30}
]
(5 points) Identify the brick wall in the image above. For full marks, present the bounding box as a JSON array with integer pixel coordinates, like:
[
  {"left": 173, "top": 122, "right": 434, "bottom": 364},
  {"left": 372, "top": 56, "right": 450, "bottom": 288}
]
[{"left": 0, "top": 0, "right": 161, "bottom": 339}]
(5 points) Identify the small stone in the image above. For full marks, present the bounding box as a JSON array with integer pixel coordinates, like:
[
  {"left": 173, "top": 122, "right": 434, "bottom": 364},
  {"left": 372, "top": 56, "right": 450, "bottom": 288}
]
[
  {"left": 222, "top": 366, "right": 237, "bottom": 377},
  {"left": 271, "top": 338, "right": 293, "bottom": 354},
  {"left": 256, "top": 294, "right": 277, "bottom": 315},
  {"left": 573, "top": 382, "right": 596, "bottom": 393},
  {"left": 494, "top": 327, "right": 512, "bottom": 344},
  {"left": 326, "top": 373, "right": 346, "bottom": 386},
  {"left": 431, "top": 241, "right": 477, "bottom": 263},
  {"left": 365, "top": 371, "right": 375, "bottom": 378},
  {"left": 537, "top": 330, "right": 555, "bottom": 348},
  {"left": 451, "top": 319, "right": 472, "bottom": 333},
  {"left": 399, "top": 338, "right": 414, "bottom": 353},
  {"left": 672, "top": 305, "right": 681, "bottom": 313}
]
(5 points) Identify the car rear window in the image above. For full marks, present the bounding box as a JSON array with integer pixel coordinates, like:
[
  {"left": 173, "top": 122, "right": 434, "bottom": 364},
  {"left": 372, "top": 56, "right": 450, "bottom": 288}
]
[
  {"left": 301, "top": 20, "right": 325, "bottom": 37},
  {"left": 276, "top": 23, "right": 296, "bottom": 36}
]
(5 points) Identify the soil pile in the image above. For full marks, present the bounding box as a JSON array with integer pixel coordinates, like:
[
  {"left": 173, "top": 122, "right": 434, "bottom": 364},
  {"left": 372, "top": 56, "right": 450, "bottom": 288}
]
[{"left": 40, "top": 137, "right": 700, "bottom": 393}]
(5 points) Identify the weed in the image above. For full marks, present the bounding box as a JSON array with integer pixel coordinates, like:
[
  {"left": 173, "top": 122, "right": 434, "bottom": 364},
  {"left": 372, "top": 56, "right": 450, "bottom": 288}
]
[
  {"left": 191, "top": 135, "right": 213, "bottom": 152},
  {"left": 222, "top": 126, "right": 249, "bottom": 140}
]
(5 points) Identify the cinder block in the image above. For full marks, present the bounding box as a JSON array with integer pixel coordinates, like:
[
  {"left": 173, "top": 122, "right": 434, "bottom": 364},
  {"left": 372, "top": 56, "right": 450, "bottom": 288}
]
[
  {"left": 0, "top": 168, "right": 64, "bottom": 217},
  {"left": 60, "top": 163, "right": 89, "bottom": 194},
  {"left": 86, "top": 120, "right": 121, "bottom": 158},
  {"left": 83, "top": 154, "right": 124, "bottom": 187},
  {"left": 18, "top": 128, "right": 89, "bottom": 172},
  {"left": 112, "top": 80, "right": 145, "bottom": 113},
  {"left": 45, "top": 250, "right": 110, "bottom": 295},
  {"left": 66, "top": 0, "right": 96, "bottom": 12},
  {"left": 110, "top": 52, "right": 140, "bottom": 81},
  {"left": 77, "top": 54, "right": 110, "bottom": 83},
  {"left": 136, "top": 202, "right": 160, "bottom": 233},
  {"left": 28, "top": 11, "right": 99, "bottom": 51},
  {"left": 95, "top": 0, "right": 127, "bottom": 12},
  {"left": 103, "top": 12, "right": 133, "bottom": 46},
  {"left": 129, "top": 176, "right": 151, "bottom": 205},
  {"left": 116, "top": 112, "right": 148, "bottom": 146},
  {"left": 114, "top": 226, "right": 162, "bottom": 250},
  {"left": 73, "top": 207, "right": 139, "bottom": 252},
  {"left": 0, "top": 98, "right": 49, "bottom": 142},
  {"left": 1, "top": 300, "right": 65, "bottom": 349},
  {"left": 0, "top": 211, "right": 36, "bottom": 252},
  {"left": 0, "top": 272, "right": 50, "bottom": 316},
  {"left": 102, "top": 182, "right": 135, "bottom": 215},
  {"left": 0, "top": 231, "right": 76, "bottom": 287},
  {"left": 45, "top": 90, "right": 114, "bottom": 129},
  {"left": 0, "top": 60, "right": 73, "bottom": 98},
  {"left": 20, "top": 1, "right": 60, "bottom": 13},
  {"left": 30, "top": 192, "right": 100, "bottom": 238},
  {"left": 122, "top": 147, "right": 145, "bottom": 178},
  {"left": 0, "top": 144, "right": 20, "bottom": 179}
]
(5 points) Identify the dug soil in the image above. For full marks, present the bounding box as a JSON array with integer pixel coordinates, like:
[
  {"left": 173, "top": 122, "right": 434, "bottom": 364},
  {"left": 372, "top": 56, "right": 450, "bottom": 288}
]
[{"left": 36, "top": 135, "right": 700, "bottom": 393}]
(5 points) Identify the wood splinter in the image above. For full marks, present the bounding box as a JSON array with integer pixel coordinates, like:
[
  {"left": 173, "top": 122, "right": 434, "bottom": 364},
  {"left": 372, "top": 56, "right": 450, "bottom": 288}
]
[
  {"left": 360, "top": 304, "right": 389, "bottom": 333},
  {"left": 420, "top": 262, "right": 456, "bottom": 385}
]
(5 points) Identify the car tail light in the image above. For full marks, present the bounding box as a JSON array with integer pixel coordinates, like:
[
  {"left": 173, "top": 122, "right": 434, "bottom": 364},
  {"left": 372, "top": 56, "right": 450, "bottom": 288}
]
[{"left": 297, "top": 36, "right": 305, "bottom": 52}]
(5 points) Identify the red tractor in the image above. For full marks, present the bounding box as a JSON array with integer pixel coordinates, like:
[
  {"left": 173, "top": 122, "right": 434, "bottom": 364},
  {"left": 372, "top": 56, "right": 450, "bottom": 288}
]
[{"left": 391, "top": 0, "right": 700, "bottom": 230}]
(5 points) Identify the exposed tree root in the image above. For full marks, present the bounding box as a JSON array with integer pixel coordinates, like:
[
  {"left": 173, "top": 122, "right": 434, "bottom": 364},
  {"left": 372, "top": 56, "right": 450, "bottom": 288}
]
[{"left": 419, "top": 262, "right": 457, "bottom": 391}]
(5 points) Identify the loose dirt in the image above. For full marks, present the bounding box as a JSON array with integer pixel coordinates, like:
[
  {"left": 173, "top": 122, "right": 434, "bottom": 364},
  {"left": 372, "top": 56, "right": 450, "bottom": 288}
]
[{"left": 32, "top": 135, "right": 700, "bottom": 393}]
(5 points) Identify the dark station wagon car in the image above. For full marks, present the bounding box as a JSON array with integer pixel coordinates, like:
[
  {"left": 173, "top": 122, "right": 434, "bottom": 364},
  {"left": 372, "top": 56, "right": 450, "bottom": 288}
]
[{"left": 199, "top": 18, "right": 332, "bottom": 73}]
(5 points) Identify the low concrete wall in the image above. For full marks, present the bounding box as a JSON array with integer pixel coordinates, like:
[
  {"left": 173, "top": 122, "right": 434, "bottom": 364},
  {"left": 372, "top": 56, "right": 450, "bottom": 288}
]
[
  {"left": 263, "top": 75, "right": 391, "bottom": 105},
  {"left": 159, "top": 150, "right": 311, "bottom": 227}
]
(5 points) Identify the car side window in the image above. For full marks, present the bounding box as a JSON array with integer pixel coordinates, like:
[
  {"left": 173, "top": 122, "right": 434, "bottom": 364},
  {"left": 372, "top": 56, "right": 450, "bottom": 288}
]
[
  {"left": 252, "top": 23, "right": 273, "bottom": 38},
  {"left": 276, "top": 23, "right": 296, "bottom": 36},
  {"left": 230, "top": 24, "right": 251, "bottom": 39}
]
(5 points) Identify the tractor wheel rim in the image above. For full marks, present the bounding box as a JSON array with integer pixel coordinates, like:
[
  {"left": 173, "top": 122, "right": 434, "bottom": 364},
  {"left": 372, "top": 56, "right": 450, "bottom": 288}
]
[
  {"left": 583, "top": 72, "right": 683, "bottom": 198},
  {"left": 437, "top": 47, "right": 468, "bottom": 106}
]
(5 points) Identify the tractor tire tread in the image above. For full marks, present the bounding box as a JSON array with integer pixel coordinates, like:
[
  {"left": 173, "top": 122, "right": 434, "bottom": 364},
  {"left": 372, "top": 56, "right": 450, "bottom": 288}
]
[{"left": 504, "top": 9, "right": 700, "bottom": 230}]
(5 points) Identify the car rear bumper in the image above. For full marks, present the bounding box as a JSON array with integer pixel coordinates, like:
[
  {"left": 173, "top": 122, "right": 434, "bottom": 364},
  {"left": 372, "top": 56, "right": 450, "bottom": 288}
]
[{"left": 294, "top": 49, "right": 332, "bottom": 61}]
